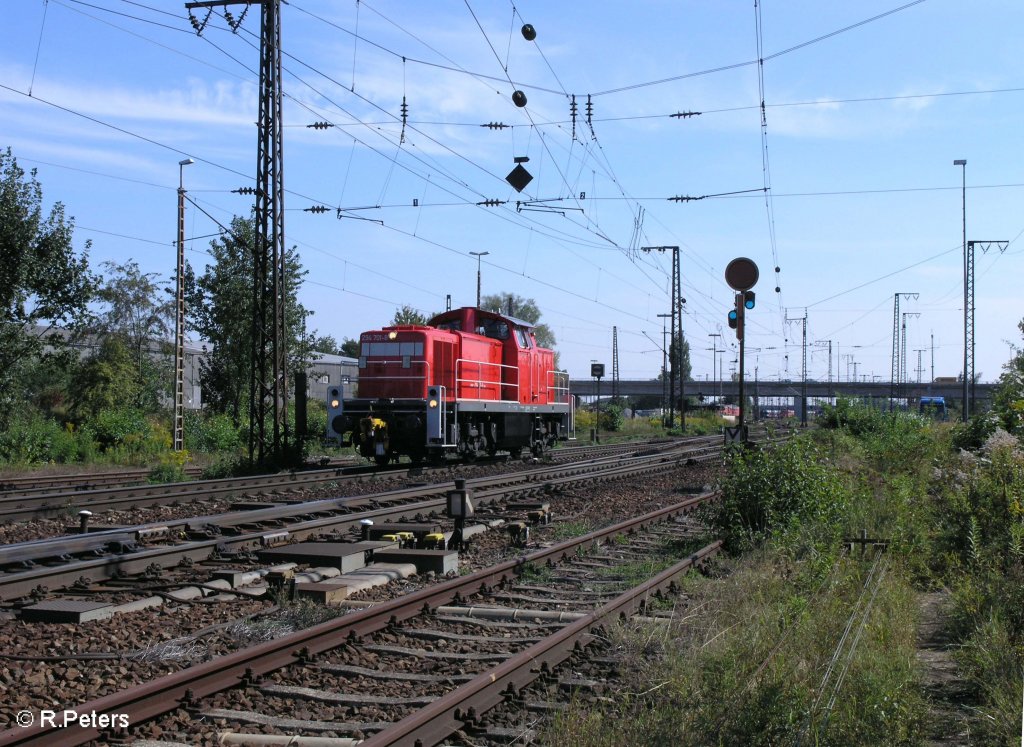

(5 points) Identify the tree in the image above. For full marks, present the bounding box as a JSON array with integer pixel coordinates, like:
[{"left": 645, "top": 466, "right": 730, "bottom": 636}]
[
  {"left": 480, "top": 293, "right": 557, "bottom": 350},
  {"left": 340, "top": 338, "right": 360, "bottom": 358},
  {"left": 991, "top": 319, "right": 1024, "bottom": 437},
  {"left": 392, "top": 304, "right": 428, "bottom": 326},
  {"left": 91, "top": 259, "right": 172, "bottom": 411},
  {"left": 309, "top": 334, "right": 342, "bottom": 356},
  {"left": 0, "top": 148, "right": 95, "bottom": 421},
  {"left": 186, "top": 213, "right": 313, "bottom": 425},
  {"left": 69, "top": 336, "right": 141, "bottom": 419}
]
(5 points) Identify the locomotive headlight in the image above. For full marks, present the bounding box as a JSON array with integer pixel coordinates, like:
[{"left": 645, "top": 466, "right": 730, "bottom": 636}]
[
  {"left": 388, "top": 331, "right": 398, "bottom": 340},
  {"left": 429, "top": 399, "right": 438, "bottom": 408}
]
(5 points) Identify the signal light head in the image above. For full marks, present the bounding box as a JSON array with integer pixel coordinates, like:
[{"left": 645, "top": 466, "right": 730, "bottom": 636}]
[
  {"left": 728, "top": 309, "right": 738, "bottom": 329},
  {"left": 744, "top": 290, "right": 756, "bottom": 310}
]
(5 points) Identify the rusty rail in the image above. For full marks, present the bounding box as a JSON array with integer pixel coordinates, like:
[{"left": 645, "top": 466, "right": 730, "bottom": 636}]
[{"left": 0, "top": 491, "right": 719, "bottom": 747}]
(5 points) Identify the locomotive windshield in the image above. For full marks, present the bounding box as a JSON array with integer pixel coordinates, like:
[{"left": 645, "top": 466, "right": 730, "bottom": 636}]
[{"left": 361, "top": 341, "right": 424, "bottom": 357}]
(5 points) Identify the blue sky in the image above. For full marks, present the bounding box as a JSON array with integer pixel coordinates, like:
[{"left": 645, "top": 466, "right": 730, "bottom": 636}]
[{"left": 3, "top": 0, "right": 1023, "bottom": 386}]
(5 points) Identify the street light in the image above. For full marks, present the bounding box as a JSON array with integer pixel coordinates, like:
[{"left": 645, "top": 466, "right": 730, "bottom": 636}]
[
  {"left": 174, "top": 157, "right": 194, "bottom": 452},
  {"left": 954, "top": 158, "right": 967, "bottom": 421},
  {"left": 469, "top": 251, "right": 489, "bottom": 307},
  {"left": 643, "top": 329, "right": 669, "bottom": 423},
  {"left": 708, "top": 333, "right": 721, "bottom": 402}
]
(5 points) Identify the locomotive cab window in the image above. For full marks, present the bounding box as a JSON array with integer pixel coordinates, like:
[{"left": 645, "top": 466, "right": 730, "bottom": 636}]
[
  {"left": 363, "top": 341, "right": 423, "bottom": 357},
  {"left": 514, "top": 328, "right": 532, "bottom": 348},
  {"left": 481, "top": 319, "right": 509, "bottom": 340}
]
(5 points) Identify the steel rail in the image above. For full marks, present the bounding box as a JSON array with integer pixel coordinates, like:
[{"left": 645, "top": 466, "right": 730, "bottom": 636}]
[
  {"left": 0, "top": 465, "right": 380, "bottom": 522},
  {"left": 0, "top": 466, "right": 205, "bottom": 496},
  {"left": 0, "top": 443, "right": 715, "bottom": 601},
  {"left": 0, "top": 436, "right": 705, "bottom": 521},
  {"left": 0, "top": 438, "right": 716, "bottom": 566},
  {"left": 361, "top": 540, "right": 724, "bottom": 746},
  {"left": 0, "top": 492, "right": 719, "bottom": 747}
]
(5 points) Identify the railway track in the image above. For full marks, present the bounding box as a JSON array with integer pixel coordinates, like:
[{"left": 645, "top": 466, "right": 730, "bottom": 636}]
[
  {"left": 0, "top": 428, "right": 792, "bottom": 745},
  {"left": 0, "top": 466, "right": 206, "bottom": 496},
  {"left": 0, "top": 438, "right": 724, "bottom": 602},
  {"left": 0, "top": 438, "right": 689, "bottom": 523},
  {"left": 0, "top": 490, "right": 722, "bottom": 747}
]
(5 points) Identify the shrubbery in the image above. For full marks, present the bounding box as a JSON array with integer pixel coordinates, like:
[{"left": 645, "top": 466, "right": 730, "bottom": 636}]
[
  {"left": 711, "top": 437, "right": 846, "bottom": 553},
  {"left": 0, "top": 412, "right": 87, "bottom": 464},
  {"left": 184, "top": 411, "right": 243, "bottom": 453}
]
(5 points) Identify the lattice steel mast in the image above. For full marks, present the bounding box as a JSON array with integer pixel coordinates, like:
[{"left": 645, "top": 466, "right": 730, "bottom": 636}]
[{"left": 187, "top": 0, "right": 288, "bottom": 466}]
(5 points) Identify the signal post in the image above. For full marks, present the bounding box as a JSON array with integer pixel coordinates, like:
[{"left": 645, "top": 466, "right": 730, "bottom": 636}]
[{"left": 724, "top": 258, "right": 758, "bottom": 444}]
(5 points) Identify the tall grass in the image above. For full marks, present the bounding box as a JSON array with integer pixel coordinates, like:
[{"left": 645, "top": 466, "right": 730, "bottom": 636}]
[
  {"left": 542, "top": 548, "right": 924, "bottom": 746},
  {"left": 544, "top": 408, "right": 968, "bottom": 745}
]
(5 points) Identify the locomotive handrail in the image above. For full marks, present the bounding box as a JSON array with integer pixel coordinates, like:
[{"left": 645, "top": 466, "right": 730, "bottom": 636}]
[
  {"left": 357, "top": 358, "right": 431, "bottom": 386},
  {"left": 547, "top": 368, "right": 571, "bottom": 404},
  {"left": 454, "top": 357, "right": 517, "bottom": 401}
]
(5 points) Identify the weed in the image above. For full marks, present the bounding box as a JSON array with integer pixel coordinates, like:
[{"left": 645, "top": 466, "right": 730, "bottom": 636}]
[
  {"left": 546, "top": 520, "right": 594, "bottom": 541},
  {"left": 518, "top": 563, "right": 554, "bottom": 584}
]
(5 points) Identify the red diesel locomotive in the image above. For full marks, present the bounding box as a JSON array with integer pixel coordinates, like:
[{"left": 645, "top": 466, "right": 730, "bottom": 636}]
[{"left": 326, "top": 307, "right": 574, "bottom": 464}]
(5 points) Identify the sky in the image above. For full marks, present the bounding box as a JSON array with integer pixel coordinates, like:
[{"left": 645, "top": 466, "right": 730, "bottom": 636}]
[{"left": 3, "top": 0, "right": 1023, "bottom": 387}]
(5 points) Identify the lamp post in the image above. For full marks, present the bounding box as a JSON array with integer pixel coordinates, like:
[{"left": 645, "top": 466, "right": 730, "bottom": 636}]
[
  {"left": 708, "top": 333, "right": 721, "bottom": 404},
  {"left": 173, "top": 157, "right": 194, "bottom": 453},
  {"left": 953, "top": 158, "right": 967, "bottom": 421},
  {"left": 643, "top": 329, "right": 669, "bottom": 424},
  {"left": 469, "top": 251, "right": 489, "bottom": 307}
]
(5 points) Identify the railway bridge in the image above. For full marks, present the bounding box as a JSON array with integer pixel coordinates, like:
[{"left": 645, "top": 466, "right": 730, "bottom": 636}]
[{"left": 569, "top": 379, "right": 996, "bottom": 410}]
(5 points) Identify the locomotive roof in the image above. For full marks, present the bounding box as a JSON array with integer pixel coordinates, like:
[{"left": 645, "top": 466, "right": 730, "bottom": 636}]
[{"left": 427, "top": 307, "right": 536, "bottom": 330}]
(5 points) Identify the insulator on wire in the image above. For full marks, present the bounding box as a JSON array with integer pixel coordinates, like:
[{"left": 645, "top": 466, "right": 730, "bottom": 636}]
[
  {"left": 189, "top": 10, "right": 211, "bottom": 36},
  {"left": 400, "top": 96, "right": 408, "bottom": 144},
  {"left": 570, "top": 95, "right": 577, "bottom": 140},
  {"left": 305, "top": 205, "right": 330, "bottom": 214},
  {"left": 481, "top": 122, "right": 509, "bottom": 130},
  {"left": 307, "top": 121, "right": 334, "bottom": 130},
  {"left": 233, "top": 187, "right": 257, "bottom": 196},
  {"left": 477, "top": 199, "right": 505, "bottom": 207},
  {"left": 231, "top": 5, "right": 248, "bottom": 31}
]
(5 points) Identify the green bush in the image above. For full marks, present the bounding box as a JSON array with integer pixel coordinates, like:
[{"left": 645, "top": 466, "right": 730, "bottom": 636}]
[
  {"left": 89, "top": 408, "right": 152, "bottom": 451},
  {"left": 599, "top": 404, "right": 624, "bottom": 432},
  {"left": 183, "top": 411, "right": 243, "bottom": 453},
  {"left": 305, "top": 400, "right": 328, "bottom": 443},
  {"left": 711, "top": 437, "right": 846, "bottom": 553},
  {"left": 0, "top": 411, "right": 83, "bottom": 465},
  {"left": 148, "top": 449, "right": 189, "bottom": 483},
  {"left": 818, "top": 397, "right": 890, "bottom": 435},
  {"left": 951, "top": 411, "right": 1000, "bottom": 451}
]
